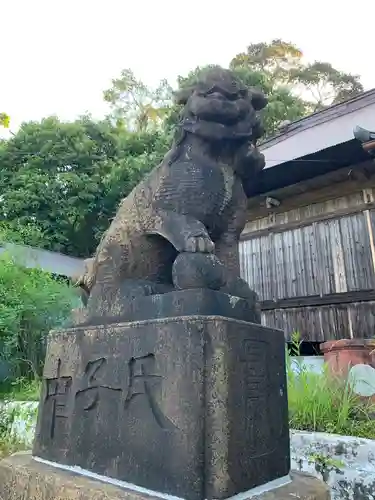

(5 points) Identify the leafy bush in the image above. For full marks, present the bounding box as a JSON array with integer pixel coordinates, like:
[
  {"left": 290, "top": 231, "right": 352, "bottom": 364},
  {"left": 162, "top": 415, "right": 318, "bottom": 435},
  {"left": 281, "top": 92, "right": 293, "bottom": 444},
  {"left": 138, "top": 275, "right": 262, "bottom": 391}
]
[
  {"left": 0, "top": 405, "right": 26, "bottom": 458},
  {"left": 0, "top": 251, "right": 78, "bottom": 380},
  {"left": 0, "top": 378, "right": 41, "bottom": 402},
  {"left": 287, "top": 332, "right": 375, "bottom": 439}
]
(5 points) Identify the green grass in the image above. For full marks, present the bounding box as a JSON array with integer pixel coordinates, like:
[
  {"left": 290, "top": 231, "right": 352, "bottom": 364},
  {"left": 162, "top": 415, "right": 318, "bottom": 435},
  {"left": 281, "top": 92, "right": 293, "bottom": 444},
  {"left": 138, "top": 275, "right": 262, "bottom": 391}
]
[
  {"left": 0, "top": 378, "right": 41, "bottom": 402},
  {"left": 287, "top": 332, "right": 375, "bottom": 439},
  {"left": 0, "top": 439, "right": 26, "bottom": 459},
  {"left": 0, "top": 405, "right": 27, "bottom": 459}
]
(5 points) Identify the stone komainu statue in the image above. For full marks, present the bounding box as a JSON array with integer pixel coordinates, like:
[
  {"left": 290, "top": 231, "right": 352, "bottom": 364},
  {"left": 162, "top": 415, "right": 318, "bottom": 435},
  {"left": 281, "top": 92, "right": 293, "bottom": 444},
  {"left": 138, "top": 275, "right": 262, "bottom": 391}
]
[{"left": 74, "top": 67, "right": 268, "bottom": 322}]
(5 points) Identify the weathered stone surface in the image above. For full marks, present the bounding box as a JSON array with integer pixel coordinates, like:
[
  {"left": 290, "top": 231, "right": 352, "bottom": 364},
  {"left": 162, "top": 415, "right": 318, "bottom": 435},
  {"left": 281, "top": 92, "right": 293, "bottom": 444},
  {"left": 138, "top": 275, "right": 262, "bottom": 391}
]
[
  {"left": 32, "top": 315, "right": 289, "bottom": 500},
  {"left": 72, "top": 67, "right": 267, "bottom": 322},
  {"left": 291, "top": 429, "right": 375, "bottom": 500},
  {"left": 172, "top": 252, "right": 226, "bottom": 290},
  {"left": 0, "top": 454, "right": 330, "bottom": 500},
  {"left": 250, "top": 472, "right": 331, "bottom": 500},
  {"left": 23, "top": 67, "right": 294, "bottom": 500},
  {"left": 79, "top": 289, "right": 261, "bottom": 325}
]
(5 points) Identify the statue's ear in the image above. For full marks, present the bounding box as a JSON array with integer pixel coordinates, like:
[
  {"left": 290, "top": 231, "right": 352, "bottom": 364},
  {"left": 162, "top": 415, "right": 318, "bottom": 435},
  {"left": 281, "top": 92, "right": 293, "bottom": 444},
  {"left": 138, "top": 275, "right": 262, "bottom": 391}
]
[
  {"left": 174, "top": 86, "right": 194, "bottom": 105},
  {"left": 250, "top": 89, "right": 268, "bottom": 111}
]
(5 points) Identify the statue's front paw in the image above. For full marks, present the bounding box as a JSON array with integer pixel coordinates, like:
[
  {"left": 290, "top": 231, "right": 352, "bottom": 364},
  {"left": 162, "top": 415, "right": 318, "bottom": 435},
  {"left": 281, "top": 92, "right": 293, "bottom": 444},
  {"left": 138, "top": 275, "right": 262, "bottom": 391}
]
[{"left": 184, "top": 234, "right": 215, "bottom": 253}]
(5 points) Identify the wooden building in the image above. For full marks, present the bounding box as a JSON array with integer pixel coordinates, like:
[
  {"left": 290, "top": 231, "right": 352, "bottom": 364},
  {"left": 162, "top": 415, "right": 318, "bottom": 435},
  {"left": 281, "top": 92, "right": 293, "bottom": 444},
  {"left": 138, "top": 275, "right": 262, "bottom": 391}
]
[{"left": 240, "top": 89, "right": 375, "bottom": 342}]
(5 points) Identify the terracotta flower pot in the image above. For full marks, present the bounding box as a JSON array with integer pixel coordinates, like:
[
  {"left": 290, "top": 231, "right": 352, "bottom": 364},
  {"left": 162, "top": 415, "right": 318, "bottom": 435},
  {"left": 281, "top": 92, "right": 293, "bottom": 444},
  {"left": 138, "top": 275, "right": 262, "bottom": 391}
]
[{"left": 320, "top": 339, "right": 375, "bottom": 378}]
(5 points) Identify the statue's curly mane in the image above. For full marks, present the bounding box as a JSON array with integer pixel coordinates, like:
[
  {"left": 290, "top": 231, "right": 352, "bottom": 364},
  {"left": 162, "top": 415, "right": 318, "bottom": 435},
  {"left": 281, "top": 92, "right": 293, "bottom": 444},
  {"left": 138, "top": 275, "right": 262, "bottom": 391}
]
[{"left": 167, "top": 68, "right": 266, "bottom": 168}]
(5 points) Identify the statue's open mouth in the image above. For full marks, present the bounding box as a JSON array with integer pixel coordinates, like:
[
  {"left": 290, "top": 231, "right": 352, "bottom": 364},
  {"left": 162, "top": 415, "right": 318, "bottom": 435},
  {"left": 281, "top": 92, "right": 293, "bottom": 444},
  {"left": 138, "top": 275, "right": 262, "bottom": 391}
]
[
  {"left": 182, "top": 116, "right": 253, "bottom": 141},
  {"left": 188, "top": 93, "right": 250, "bottom": 126}
]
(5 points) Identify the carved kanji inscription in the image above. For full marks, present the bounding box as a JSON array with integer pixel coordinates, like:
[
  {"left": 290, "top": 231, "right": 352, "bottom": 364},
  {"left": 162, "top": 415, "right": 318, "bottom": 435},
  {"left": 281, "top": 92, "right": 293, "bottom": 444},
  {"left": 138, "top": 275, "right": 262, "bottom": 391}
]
[
  {"left": 45, "top": 358, "right": 72, "bottom": 439},
  {"left": 125, "top": 354, "right": 178, "bottom": 430}
]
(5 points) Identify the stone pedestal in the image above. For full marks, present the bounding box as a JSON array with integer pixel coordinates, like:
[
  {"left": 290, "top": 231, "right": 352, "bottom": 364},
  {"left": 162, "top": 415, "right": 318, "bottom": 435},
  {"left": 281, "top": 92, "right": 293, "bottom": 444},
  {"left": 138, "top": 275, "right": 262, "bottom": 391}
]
[
  {"left": 0, "top": 453, "right": 330, "bottom": 500},
  {"left": 30, "top": 302, "right": 289, "bottom": 500}
]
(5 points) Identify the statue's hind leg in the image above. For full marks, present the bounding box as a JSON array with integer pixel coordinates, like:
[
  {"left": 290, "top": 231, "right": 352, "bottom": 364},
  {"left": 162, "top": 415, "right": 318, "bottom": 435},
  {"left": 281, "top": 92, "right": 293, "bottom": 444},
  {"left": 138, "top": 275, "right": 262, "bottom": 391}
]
[{"left": 77, "top": 235, "right": 176, "bottom": 324}]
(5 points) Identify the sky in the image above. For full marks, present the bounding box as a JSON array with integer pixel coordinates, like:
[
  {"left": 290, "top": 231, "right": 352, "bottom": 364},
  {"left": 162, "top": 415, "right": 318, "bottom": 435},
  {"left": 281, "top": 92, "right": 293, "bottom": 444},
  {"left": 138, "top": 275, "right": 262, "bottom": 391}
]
[{"left": 2, "top": 0, "right": 375, "bottom": 137}]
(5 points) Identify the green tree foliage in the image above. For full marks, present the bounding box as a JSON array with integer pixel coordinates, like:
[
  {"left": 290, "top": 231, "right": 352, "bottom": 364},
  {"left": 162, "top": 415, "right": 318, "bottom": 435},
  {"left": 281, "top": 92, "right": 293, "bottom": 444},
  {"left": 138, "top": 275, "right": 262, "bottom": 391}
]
[
  {"left": 231, "top": 39, "right": 304, "bottom": 80},
  {"left": 0, "top": 221, "right": 45, "bottom": 248},
  {"left": 0, "top": 113, "right": 10, "bottom": 128},
  {"left": 103, "top": 69, "right": 173, "bottom": 132},
  {"left": 0, "top": 116, "right": 169, "bottom": 257},
  {"left": 289, "top": 61, "right": 364, "bottom": 110},
  {"left": 231, "top": 39, "right": 364, "bottom": 114},
  {"left": 0, "top": 251, "right": 77, "bottom": 379},
  {"left": 0, "top": 39, "right": 364, "bottom": 258}
]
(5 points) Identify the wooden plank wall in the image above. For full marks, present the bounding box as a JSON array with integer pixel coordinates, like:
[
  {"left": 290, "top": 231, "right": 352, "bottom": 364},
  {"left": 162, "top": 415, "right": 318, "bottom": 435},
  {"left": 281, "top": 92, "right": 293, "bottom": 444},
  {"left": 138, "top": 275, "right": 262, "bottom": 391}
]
[{"left": 239, "top": 173, "right": 375, "bottom": 341}]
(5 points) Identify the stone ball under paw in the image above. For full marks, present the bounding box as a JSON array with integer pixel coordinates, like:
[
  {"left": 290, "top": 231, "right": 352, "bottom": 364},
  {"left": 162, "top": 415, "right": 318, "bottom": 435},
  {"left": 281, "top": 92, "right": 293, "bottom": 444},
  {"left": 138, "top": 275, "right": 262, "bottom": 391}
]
[{"left": 172, "top": 252, "right": 226, "bottom": 290}]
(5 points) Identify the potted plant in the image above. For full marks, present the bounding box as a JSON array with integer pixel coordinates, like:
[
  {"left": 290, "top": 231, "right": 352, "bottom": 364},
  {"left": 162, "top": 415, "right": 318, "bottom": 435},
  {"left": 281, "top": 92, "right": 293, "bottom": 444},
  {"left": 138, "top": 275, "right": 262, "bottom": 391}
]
[{"left": 320, "top": 339, "right": 375, "bottom": 377}]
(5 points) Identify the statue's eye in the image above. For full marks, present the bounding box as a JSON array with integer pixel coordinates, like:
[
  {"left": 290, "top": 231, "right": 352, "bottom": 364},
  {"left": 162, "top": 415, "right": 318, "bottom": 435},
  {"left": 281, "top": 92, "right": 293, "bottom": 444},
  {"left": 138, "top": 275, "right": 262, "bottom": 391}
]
[{"left": 205, "top": 86, "right": 218, "bottom": 95}]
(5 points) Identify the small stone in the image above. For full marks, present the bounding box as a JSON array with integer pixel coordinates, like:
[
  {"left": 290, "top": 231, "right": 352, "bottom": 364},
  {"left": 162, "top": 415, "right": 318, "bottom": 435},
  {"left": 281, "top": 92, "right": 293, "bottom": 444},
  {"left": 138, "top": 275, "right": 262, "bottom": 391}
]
[{"left": 172, "top": 252, "right": 226, "bottom": 290}]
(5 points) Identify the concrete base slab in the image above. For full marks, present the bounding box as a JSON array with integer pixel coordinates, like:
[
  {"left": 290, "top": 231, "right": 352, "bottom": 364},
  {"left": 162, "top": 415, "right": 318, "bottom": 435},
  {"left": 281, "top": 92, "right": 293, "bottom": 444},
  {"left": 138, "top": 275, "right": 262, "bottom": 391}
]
[{"left": 0, "top": 453, "right": 330, "bottom": 500}]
